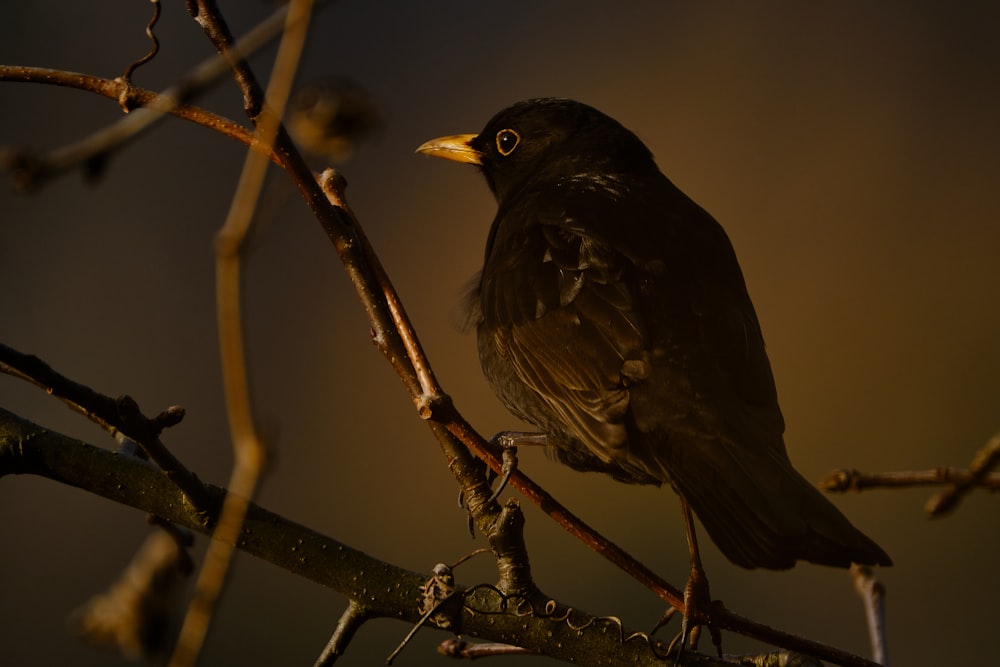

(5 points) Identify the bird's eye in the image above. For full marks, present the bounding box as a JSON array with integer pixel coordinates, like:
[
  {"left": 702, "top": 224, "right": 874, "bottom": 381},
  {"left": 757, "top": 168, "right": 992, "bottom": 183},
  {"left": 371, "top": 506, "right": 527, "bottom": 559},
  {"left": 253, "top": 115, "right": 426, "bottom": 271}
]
[{"left": 495, "top": 129, "right": 520, "bottom": 156}]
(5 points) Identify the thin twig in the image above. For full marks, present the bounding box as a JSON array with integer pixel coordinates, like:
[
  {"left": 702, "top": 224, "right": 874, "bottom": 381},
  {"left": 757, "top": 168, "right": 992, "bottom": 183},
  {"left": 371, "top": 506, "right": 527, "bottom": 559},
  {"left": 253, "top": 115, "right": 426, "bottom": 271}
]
[
  {"left": 0, "top": 342, "right": 205, "bottom": 510},
  {"left": 925, "top": 432, "right": 1000, "bottom": 516},
  {"left": 438, "top": 638, "right": 534, "bottom": 659},
  {"left": 314, "top": 600, "right": 369, "bottom": 667},
  {"left": 822, "top": 467, "right": 1000, "bottom": 493},
  {"left": 317, "top": 171, "right": 443, "bottom": 409},
  {"left": 186, "top": 0, "right": 266, "bottom": 119},
  {"left": 0, "top": 1, "right": 311, "bottom": 191},
  {"left": 850, "top": 565, "right": 888, "bottom": 665},
  {"left": 0, "top": 65, "right": 256, "bottom": 192}
]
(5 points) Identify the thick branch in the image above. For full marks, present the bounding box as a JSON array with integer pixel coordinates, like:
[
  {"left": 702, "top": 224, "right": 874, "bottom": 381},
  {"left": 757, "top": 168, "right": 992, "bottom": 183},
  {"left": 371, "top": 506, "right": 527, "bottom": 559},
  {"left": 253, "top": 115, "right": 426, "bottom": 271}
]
[{"left": 0, "top": 407, "right": 729, "bottom": 667}]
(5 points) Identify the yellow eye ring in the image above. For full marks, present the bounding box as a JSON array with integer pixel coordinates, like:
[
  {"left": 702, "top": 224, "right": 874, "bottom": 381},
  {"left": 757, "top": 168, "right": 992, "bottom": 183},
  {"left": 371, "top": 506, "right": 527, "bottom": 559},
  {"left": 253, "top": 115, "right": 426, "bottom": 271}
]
[{"left": 496, "top": 129, "right": 520, "bottom": 156}]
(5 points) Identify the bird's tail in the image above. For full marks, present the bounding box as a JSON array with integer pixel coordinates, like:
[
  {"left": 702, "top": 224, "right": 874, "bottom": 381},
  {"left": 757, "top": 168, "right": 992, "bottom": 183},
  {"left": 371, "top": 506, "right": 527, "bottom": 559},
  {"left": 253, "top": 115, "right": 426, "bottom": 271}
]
[{"left": 666, "top": 443, "right": 892, "bottom": 570}]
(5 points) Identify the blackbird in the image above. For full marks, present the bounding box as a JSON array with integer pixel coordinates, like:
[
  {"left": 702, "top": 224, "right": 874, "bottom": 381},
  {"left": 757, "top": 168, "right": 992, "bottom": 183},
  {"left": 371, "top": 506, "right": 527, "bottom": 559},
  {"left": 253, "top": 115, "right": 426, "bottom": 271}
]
[{"left": 417, "top": 98, "right": 891, "bottom": 573}]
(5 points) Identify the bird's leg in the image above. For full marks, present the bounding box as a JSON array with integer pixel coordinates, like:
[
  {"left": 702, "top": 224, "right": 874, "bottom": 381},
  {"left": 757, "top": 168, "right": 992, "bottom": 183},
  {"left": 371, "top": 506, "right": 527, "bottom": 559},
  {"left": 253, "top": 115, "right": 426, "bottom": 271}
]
[
  {"left": 677, "top": 497, "right": 723, "bottom": 657},
  {"left": 487, "top": 431, "right": 547, "bottom": 503}
]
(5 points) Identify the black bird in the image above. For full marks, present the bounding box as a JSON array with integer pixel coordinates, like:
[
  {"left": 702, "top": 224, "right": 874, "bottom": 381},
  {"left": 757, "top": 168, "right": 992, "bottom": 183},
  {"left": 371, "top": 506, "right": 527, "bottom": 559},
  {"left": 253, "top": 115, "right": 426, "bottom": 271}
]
[{"left": 416, "top": 99, "right": 890, "bottom": 579}]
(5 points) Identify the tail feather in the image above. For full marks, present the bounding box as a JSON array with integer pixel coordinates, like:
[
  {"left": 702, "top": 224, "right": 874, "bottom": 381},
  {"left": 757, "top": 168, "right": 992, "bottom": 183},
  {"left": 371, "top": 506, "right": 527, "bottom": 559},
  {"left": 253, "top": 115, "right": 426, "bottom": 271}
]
[{"left": 664, "top": 440, "right": 891, "bottom": 570}]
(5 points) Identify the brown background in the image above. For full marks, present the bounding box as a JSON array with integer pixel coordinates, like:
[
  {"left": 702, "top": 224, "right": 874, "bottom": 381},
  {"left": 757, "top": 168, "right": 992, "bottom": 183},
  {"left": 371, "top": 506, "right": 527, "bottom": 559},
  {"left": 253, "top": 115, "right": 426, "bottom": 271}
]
[{"left": 1, "top": 2, "right": 998, "bottom": 665}]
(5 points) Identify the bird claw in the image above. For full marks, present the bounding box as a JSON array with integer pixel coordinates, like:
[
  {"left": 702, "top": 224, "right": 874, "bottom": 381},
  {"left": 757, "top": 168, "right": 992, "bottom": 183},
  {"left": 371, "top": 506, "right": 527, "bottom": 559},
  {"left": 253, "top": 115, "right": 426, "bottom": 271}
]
[
  {"left": 674, "top": 589, "right": 723, "bottom": 663},
  {"left": 483, "top": 431, "right": 546, "bottom": 503},
  {"left": 455, "top": 446, "right": 514, "bottom": 518},
  {"left": 487, "top": 446, "right": 518, "bottom": 504},
  {"left": 651, "top": 573, "right": 723, "bottom": 664}
]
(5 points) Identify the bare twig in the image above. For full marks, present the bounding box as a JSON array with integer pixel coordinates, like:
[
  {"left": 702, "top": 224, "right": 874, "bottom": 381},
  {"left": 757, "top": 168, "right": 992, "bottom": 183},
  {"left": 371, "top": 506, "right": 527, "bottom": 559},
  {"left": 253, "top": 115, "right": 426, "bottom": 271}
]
[
  {"left": 0, "top": 1, "right": 313, "bottom": 191},
  {"left": 850, "top": 565, "right": 888, "bottom": 665},
  {"left": 925, "top": 432, "right": 1000, "bottom": 516},
  {"left": 166, "top": 3, "right": 316, "bottom": 666},
  {"left": 731, "top": 652, "right": 823, "bottom": 667},
  {"left": 318, "top": 171, "right": 442, "bottom": 405},
  {"left": 186, "top": 0, "right": 266, "bottom": 119},
  {"left": 0, "top": 65, "right": 257, "bottom": 191},
  {"left": 438, "top": 638, "right": 534, "bottom": 659},
  {"left": 822, "top": 432, "right": 1000, "bottom": 518},
  {"left": 822, "top": 467, "right": 1000, "bottom": 493},
  {"left": 0, "top": 342, "right": 205, "bottom": 510},
  {"left": 314, "top": 600, "right": 370, "bottom": 667},
  {"left": 71, "top": 529, "right": 188, "bottom": 660}
]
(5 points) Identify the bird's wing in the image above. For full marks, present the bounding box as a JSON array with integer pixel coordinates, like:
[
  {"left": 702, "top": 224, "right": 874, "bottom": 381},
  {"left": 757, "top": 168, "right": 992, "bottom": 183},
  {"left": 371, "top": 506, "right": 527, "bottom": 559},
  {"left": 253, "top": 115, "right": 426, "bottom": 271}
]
[
  {"left": 477, "top": 175, "right": 784, "bottom": 472},
  {"left": 483, "top": 224, "right": 643, "bottom": 463},
  {"left": 477, "top": 179, "right": 663, "bottom": 467}
]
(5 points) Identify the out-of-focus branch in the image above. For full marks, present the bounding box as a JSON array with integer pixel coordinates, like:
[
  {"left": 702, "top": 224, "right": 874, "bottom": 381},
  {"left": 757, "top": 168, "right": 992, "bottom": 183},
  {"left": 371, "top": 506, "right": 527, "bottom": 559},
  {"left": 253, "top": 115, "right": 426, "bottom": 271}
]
[
  {"left": 822, "top": 431, "right": 1000, "bottom": 518},
  {"left": 850, "top": 565, "right": 888, "bottom": 665},
  {"left": 167, "top": 3, "right": 316, "bottom": 667},
  {"left": 0, "top": 0, "right": 315, "bottom": 191},
  {"left": 925, "top": 432, "right": 1000, "bottom": 516},
  {"left": 822, "top": 468, "right": 1000, "bottom": 493},
  {"left": 0, "top": 64, "right": 258, "bottom": 191}
]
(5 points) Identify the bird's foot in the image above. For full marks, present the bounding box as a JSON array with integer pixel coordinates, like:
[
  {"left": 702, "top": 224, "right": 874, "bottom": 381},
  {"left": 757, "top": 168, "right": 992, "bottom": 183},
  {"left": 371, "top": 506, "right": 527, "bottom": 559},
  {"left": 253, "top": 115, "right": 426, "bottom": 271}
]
[
  {"left": 485, "top": 431, "right": 546, "bottom": 503},
  {"left": 677, "top": 569, "right": 723, "bottom": 660},
  {"left": 456, "top": 431, "right": 546, "bottom": 525},
  {"left": 651, "top": 570, "right": 724, "bottom": 663}
]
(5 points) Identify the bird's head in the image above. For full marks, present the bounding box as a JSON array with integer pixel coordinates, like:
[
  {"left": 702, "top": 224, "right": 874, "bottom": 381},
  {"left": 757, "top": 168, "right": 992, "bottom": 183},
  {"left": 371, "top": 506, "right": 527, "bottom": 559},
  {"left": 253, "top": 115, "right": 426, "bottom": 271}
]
[{"left": 416, "top": 98, "right": 655, "bottom": 202}]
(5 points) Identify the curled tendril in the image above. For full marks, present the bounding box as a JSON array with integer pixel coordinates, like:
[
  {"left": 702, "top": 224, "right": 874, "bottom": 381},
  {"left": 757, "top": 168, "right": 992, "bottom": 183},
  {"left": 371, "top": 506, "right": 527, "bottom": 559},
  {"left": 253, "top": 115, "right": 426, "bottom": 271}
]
[
  {"left": 459, "top": 588, "right": 673, "bottom": 658},
  {"left": 119, "top": 0, "right": 162, "bottom": 111}
]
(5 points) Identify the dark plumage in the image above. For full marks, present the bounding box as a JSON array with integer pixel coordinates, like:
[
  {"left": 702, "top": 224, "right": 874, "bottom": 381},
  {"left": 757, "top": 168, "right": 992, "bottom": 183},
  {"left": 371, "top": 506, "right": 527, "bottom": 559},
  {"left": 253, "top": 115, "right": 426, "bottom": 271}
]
[{"left": 417, "top": 98, "right": 890, "bottom": 570}]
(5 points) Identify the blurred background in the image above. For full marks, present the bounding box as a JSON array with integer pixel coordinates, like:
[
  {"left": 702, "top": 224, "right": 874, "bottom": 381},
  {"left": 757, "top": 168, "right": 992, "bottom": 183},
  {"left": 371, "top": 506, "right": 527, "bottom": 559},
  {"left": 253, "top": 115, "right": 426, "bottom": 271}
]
[{"left": 1, "top": 1, "right": 998, "bottom": 665}]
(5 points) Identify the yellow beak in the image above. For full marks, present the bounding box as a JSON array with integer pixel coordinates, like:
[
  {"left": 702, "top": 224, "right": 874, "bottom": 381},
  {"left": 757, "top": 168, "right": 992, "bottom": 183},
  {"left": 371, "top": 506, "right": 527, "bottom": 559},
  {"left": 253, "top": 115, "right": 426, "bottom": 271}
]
[{"left": 415, "top": 133, "right": 482, "bottom": 165}]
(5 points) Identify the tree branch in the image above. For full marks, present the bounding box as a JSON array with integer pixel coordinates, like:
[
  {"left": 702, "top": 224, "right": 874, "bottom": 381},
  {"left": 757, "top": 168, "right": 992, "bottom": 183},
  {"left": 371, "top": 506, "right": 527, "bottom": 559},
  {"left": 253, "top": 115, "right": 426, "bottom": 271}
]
[
  {"left": 0, "top": 407, "right": 730, "bottom": 667},
  {"left": 0, "top": 65, "right": 254, "bottom": 191},
  {"left": 822, "top": 431, "right": 1000, "bottom": 518},
  {"left": 0, "top": 342, "right": 205, "bottom": 510}
]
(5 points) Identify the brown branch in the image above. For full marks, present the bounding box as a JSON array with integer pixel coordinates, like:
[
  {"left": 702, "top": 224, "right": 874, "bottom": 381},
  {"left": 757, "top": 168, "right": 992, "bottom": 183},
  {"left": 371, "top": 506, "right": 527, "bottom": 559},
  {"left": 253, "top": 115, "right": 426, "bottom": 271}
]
[
  {"left": 0, "top": 342, "right": 206, "bottom": 510},
  {"left": 0, "top": 407, "right": 730, "bottom": 667},
  {"left": 822, "top": 431, "right": 1000, "bottom": 518},
  {"left": 925, "top": 432, "right": 1000, "bottom": 516},
  {"left": 438, "top": 638, "right": 534, "bottom": 659},
  {"left": 0, "top": 1, "right": 320, "bottom": 190},
  {"left": 822, "top": 467, "right": 1000, "bottom": 493},
  {"left": 850, "top": 565, "right": 887, "bottom": 665},
  {"left": 314, "top": 600, "right": 370, "bottom": 667},
  {"left": 186, "top": 0, "right": 267, "bottom": 119},
  {"left": 0, "top": 66, "right": 253, "bottom": 190}
]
